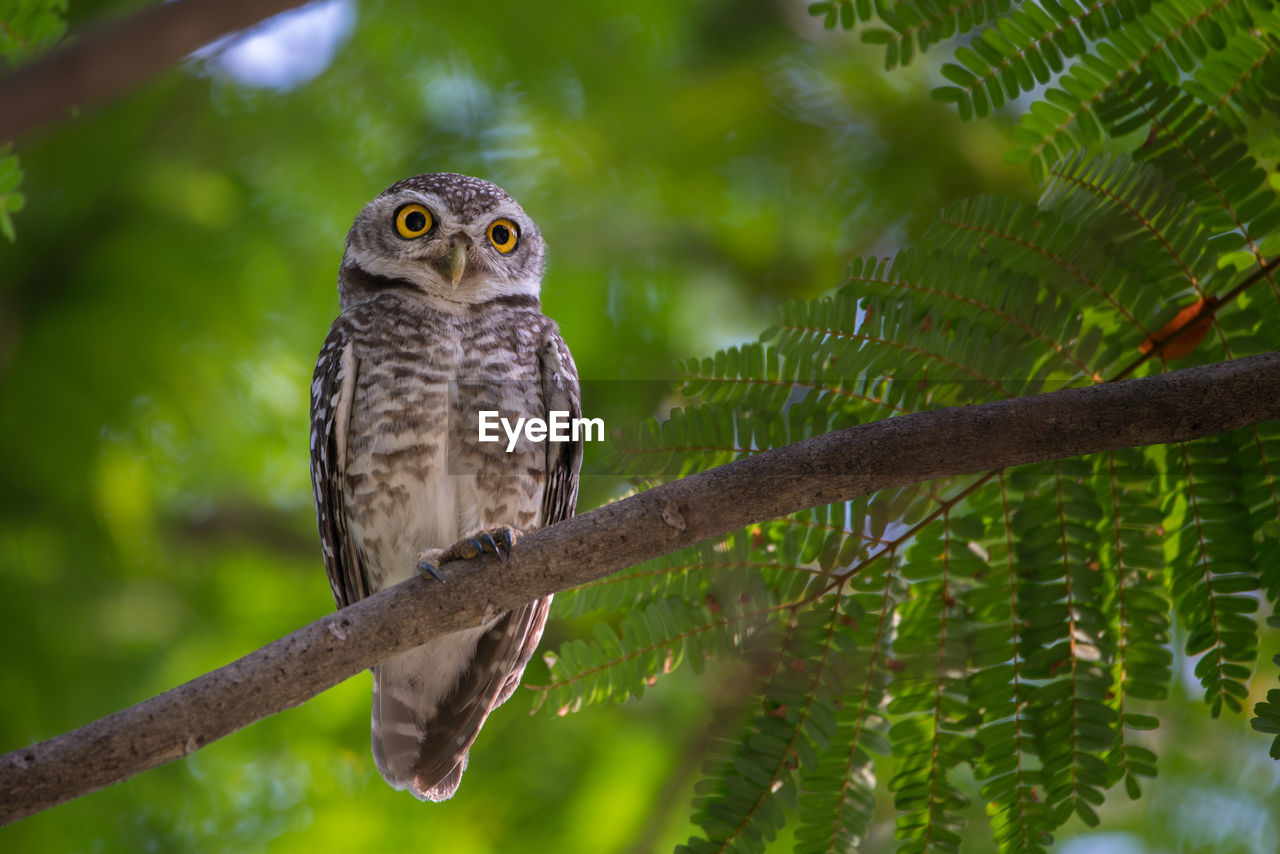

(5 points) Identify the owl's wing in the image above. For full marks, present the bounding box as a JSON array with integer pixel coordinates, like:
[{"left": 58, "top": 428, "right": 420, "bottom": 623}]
[
  {"left": 309, "top": 321, "right": 370, "bottom": 610},
  {"left": 410, "top": 321, "right": 582, "bottom": 798},
  {"left": 536, "top": 321, "right": 584, "bottom": 529}
]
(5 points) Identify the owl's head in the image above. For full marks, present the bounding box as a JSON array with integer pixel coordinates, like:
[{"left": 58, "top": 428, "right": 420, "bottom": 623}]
[{"left": 338, "top": 173, "right": 544, "bottom": 310}]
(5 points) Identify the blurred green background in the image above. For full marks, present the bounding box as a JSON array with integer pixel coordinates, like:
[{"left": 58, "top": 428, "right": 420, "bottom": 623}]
[{"left": 1, "top": 1, "right": 1277, "bottom": 852}]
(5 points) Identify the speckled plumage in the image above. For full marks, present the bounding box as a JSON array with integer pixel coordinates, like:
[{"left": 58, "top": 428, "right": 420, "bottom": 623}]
[{"left": 309, "top": 173, "right": 580, "bottom": 801}]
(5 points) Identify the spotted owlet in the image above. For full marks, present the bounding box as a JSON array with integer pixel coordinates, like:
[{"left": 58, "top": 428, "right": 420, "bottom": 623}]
[{"left": 309, "top": 173, "right": 581, "bottom": 801}]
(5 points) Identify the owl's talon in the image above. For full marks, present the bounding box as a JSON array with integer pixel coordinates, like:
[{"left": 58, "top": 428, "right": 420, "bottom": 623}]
[
  {"left": 416, "top": 551, "right": 446, "bottom": 583},
  {"left": 496, "top": 528, "right": 517, "bottom": 561}
]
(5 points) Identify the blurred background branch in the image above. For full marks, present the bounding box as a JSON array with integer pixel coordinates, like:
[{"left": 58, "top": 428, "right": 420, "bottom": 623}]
[{"left": 0, "top": 0, "right": 308, "bottom": 141}]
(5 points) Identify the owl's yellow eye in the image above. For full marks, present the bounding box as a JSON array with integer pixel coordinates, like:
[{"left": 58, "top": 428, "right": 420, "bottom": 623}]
[
  {"left": 394, "top": 204, "right": 433, "bottom": 239},
  {"left": 487, "top": 219, "right": 519, "bottom": 254}
]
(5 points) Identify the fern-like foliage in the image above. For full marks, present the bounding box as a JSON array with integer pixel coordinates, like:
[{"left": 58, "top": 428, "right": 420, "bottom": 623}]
[
  {"left": 530, "top": 0, "right": 1280, "bottom": 850},
  {"left": 0, "top": 0, "right": 67, "bottom": 240}
]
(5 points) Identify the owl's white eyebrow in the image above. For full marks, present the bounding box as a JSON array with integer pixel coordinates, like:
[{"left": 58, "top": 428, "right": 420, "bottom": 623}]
[{"left": 400, "top": 192, "right": 439, "bottom": 209}]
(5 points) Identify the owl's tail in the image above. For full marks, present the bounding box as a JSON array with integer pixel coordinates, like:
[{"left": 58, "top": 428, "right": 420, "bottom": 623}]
[{"left": 370, "top": 646, "right": 467, "bottom": 802}]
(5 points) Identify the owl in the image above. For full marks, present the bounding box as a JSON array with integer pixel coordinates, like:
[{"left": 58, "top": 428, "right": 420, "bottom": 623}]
[{"left": 309, "top": 173, "right": 581, "bottom": 801}]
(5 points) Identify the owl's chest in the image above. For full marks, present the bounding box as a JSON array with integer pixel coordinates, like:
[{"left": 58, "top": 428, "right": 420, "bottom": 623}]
[
  {"left": 346, "top": 313, "right": 539, "bottom": 461},
  {"left": 342, "top": 309, "right": 545, "bottom": 584}
]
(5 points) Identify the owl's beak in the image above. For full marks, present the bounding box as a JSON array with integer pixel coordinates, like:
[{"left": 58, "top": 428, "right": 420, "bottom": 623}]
[{"left": 446, "top": 242, "right": 467, "bottom": 289}]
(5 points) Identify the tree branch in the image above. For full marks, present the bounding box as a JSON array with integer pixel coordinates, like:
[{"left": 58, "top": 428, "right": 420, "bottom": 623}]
[
  {"left": 3, "top": 351, "right": 1279, "bottom": 824},
  {"left": 0, "top": 0, "right": 310, "bottom": 142}
]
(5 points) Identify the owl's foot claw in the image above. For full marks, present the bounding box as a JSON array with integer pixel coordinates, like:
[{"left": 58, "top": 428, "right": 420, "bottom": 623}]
[
  {"left": 496, "top": 527, "right": 519, "bottom": 562},
  {"left": 416, "top": 550, "right": 447, "bottom": 583},
  {"left": 416, "top": 527, "right": 523, "bottom": 580}
]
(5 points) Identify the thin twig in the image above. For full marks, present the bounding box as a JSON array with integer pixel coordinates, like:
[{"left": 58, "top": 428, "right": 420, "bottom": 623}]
[{"left": 1111, "top": 255, "right": 1277, "bottom": 381}]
